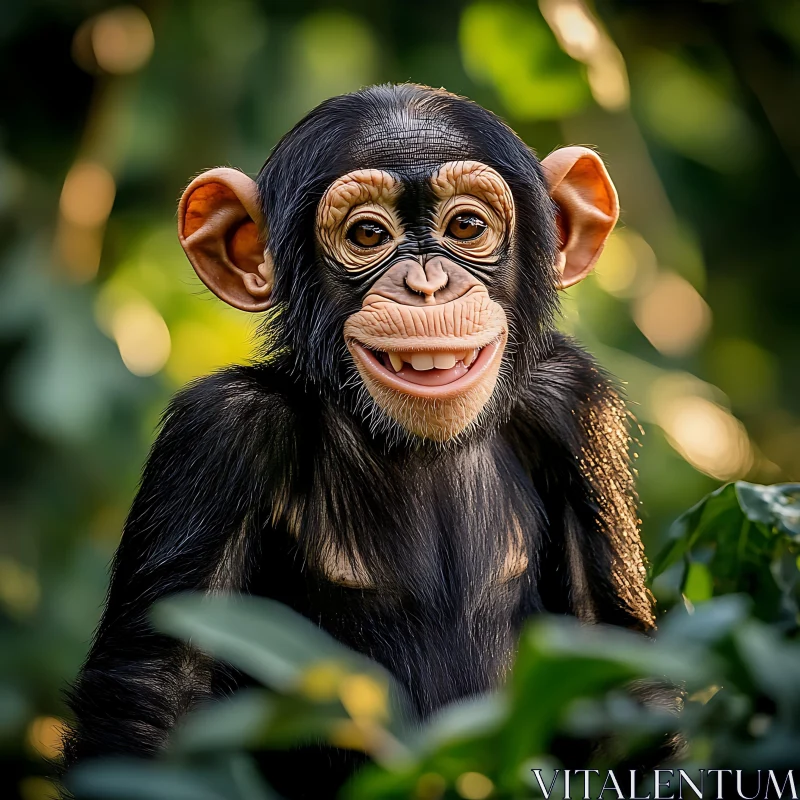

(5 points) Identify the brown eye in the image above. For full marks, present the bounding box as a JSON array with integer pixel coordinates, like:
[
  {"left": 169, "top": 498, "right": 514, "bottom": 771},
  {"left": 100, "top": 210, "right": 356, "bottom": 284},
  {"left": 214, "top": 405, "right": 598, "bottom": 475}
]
[
  {"left": 347, "top": 221, "right": 390, "bottom": 248},
  {"left": 446, "top": 214, "right": 487, "bottom": 241}
]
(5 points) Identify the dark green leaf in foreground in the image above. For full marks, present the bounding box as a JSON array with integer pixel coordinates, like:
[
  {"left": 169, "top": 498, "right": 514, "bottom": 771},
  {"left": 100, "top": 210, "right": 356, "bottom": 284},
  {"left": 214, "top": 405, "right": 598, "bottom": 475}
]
[
  {"left": 153, "top": 593, "right": 371, "bottom": 691},
  {"left": 67, "top": 755, "right": 277, "bottom": 800},
  {"left": 152, "top": 593, "right": 414, "bottom": 751},
  {"left": 651, "top": 482, "right": 800, "bottom": 629}
]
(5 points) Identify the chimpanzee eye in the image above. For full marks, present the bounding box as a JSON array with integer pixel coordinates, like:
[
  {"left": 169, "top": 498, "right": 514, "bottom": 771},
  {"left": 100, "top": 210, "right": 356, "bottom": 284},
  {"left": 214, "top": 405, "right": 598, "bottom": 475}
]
[
  {"left": 446, "top": 214, "right": 487, "bottom": 241},
  {"left": 347, "top": 221, "right": 390, "bottom": 249}
]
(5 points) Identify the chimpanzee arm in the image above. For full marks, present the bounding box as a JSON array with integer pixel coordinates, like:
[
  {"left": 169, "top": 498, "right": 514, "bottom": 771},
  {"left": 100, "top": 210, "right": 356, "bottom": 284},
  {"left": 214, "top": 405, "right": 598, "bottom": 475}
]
[
  {"left": 507, "top": 334, "right": 654, "bottom": 631},
  {"left": 62, "top": 366, "right": 296, "bottom": 767}
]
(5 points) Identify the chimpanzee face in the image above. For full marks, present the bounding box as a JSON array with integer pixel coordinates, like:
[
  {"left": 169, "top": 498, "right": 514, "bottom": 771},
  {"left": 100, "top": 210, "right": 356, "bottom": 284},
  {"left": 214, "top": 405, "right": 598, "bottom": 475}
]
[
  {"left": 177, "top": 85, "right": 618, "bottom": 442},
  {"left": 315, "top": 160, "right": 513, "bottom": 440}
]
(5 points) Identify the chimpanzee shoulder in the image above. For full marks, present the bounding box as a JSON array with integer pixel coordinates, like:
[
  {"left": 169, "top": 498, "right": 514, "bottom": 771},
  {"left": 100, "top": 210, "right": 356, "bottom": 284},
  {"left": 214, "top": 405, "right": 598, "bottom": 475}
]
[
  {"left": 161, "top": 361, "right": 310, "bottom": 443},
  {"left": 505, "top": 333, "right": 654, "bottom": 632}
]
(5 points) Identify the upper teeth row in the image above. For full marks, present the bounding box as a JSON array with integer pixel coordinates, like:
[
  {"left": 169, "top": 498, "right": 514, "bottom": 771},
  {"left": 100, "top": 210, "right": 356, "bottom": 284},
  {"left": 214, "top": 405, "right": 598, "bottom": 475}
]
[{"left": 387, "top": 349, "right": 479, "bottom": 372}]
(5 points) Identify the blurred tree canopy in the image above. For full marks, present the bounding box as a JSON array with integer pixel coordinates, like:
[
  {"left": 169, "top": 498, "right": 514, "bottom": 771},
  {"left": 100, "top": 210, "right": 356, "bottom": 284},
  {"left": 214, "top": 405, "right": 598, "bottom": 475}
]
[{"left": 1, "top": 1, "right": 799, "bottom": 798}]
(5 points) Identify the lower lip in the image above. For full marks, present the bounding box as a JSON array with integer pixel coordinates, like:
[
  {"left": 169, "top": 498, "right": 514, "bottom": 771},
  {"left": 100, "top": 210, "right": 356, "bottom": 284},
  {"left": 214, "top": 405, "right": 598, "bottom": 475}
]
[{"left": 349, "top": 337, "right": 505, "bottom": 400}]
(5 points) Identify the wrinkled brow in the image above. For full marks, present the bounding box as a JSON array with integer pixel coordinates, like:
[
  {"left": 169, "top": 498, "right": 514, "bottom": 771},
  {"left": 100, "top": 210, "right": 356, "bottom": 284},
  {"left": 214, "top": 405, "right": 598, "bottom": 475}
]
[{"left": 317, "top": 170, "right": 400, "bottom": 231}]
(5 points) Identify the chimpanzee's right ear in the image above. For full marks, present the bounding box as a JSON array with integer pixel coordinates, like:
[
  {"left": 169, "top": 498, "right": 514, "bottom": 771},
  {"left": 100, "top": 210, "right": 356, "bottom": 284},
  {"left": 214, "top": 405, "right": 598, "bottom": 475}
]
[
  {"left": 540, "top": 147, "right": 619, "bottom": 289},
  {"left": 178, "top": 168, "right": 274, "bottom": 312}
]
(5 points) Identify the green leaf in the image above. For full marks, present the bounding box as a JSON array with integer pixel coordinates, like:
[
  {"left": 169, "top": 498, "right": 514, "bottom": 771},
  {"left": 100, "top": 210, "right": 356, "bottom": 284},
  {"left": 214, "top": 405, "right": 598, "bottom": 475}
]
[
  {"left": 650, "top": 483, "right": 741, "bottom": 579},
  {"left": 413, "top": 693, "right": 507, "bottom": 755},
  {"left": 650, "top": 483, "right": 800, "bottom": 629},
  {"left": 153, "top": 593, "right": 414, "bottom": 747},
  {"left": 67, "top": 756, "right": 277, "bottom": 800},
  {"left": 736, "top": 482, "right": 800, "bottom": 539},
  {"left": 658, "top": 594, "right": 749, "bottom": 647},
  {"left": 684, "top": 561, "right": 713, "bottom": 603},
  {"left": 497, "top": 617, "right": 698, "bottom": 787},
  {"left": 171, "top": 689, "right": 276, "bottom": 754},
  {"left": 153, "top": 594, "right": 363, "bottom": 691}
]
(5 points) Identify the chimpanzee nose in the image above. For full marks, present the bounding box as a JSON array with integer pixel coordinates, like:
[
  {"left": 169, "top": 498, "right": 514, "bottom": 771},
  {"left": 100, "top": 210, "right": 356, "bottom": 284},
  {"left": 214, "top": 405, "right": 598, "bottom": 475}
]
[
  {"left": 363, "top": 256, "right": 482, "bottom": 307},
  {"left": 404, "top": 258, "right": 448, "bottom": 301}
]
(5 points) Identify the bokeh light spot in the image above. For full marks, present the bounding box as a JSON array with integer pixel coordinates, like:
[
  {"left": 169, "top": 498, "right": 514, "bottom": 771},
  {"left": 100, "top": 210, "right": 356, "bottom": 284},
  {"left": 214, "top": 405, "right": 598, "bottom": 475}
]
[
  {"left": 26, "top": 716, "right": 65, "bottom": 761},
  {"left": 0, "top": 558, "right": 40, "bottom": 618},
  {"left": 456, "top": 771, "right": 495, "bottom": 799},
  {"left": 651, "top": 376, "right": 752, "bottom": 479},
  {"left": 338, "top": 673, "right": 388, "bottom": 721},
  {"left": 110, "top": 299, "right": 171, "bottom": 377},
  {"left": 548, "top": 1, "right": 600, "bottom": 58},
  {"left": 540, "top": 0, "right": 629, "bottom": 110},
  {"left": 298, "top": 660, "right": 346, "bottom": 701},
  {"left": 59, "top": 162, "right": 116, "bottom": 229},
  {"left": 595, "top": 229, "right": 658, "bottom": 297},
  {"left": 633, "top": 273, "right": 711, "bottom": 356},
  {"left": 91, "top": 7, "right": 154, "bottom": 75}
]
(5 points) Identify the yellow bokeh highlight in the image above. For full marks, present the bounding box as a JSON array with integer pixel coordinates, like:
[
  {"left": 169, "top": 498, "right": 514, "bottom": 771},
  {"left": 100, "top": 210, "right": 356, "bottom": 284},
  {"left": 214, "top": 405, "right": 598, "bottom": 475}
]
[
  {"left": 456, "top": 771, "right": 495, "bottom": 799},
  {"left": 110, "top": 299, "right": 172, "bottom": 377},
  {"left": 59, "top": 162, "right": 116, "bottom": 229},
  {"left": 338, "top": 673, "right": 389, "bottom": 722},
  {"left": 56, "top": 161, "right": 116, "bottom": 282},
  {"left": 298, "top": 660, "right": 347, "bottom": 702},
  {"left": 595, "top": 229, "right": 657, "bottom": 297},
  {"left": 546, "top": 0, "right": 600, "bottom": 58},
  {"left": 55, "top": 220, "right": 104, "bottom": 282},
  {"left": 0, "top": 558, "right": 40, "bottom": 618},
  {"left": 329, "top": 719, "right": 370, "bottom": 752},
  {"left": 26, "top": 716, "right": 66, "bottom": 761},
  {"left": 540, "top": 0, "right": 629, "bottom": 110},
  {"left": 92, "top": 6, "right": 154, "bottom": 75},
  {"left": 650, "top": 375, "right": 752, "bottom": 480},
  {"left": 632, "top": 273, "right": 711, "bottom": 357},
  {"left": 94, "top": 224, "right": 256, "bottom": 386}
]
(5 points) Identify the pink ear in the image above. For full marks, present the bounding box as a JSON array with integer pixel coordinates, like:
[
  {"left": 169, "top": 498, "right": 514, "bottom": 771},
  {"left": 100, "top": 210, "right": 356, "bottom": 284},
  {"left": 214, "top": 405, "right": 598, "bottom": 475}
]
[
  {"left": 178, "top": 168, "right": 274, "bottom": 312},
  {"left": 540, "top": 147, "right": 619, "bottom": 289}
]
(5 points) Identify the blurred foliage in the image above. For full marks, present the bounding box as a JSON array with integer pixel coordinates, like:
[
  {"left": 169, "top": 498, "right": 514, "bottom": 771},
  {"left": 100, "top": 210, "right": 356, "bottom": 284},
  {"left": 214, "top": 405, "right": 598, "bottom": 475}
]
[
  {"left": 66, "top": 483, "right": 800, "bottom": 798},
  {"left": 1, "top": 0, "right": 800, "bottom": 798},
  {"left": 652, "top": 482, "right": 800, "bottom": 632}
]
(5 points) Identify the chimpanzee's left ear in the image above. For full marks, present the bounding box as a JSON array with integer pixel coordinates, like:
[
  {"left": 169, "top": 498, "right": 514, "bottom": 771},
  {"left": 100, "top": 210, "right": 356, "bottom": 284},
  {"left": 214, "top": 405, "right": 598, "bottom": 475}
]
[
  {"left": 540, "top": 147, "right": 619, "bottom": 289},
  {"left": 178, "top": 168, "right": 274, "bottom": 312}
]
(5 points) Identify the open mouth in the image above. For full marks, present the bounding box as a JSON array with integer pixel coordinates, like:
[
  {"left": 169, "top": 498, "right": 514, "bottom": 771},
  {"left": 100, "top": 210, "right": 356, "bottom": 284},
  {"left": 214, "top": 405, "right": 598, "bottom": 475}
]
[{"left": 348, "top": 335, "right": 506, "bottom": 399}]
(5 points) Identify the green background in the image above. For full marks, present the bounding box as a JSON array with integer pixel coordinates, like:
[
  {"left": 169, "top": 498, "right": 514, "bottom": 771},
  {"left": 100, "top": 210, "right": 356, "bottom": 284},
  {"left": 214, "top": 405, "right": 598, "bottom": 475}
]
[{"left": 1, "top": 1, "right": 799, "bottom": 797}]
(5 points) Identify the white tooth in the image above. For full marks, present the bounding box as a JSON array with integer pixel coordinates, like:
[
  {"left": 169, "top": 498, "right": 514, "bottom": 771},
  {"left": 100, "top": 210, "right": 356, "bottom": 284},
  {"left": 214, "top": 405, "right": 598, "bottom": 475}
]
[
  {"left": 411, "top": 353, "right": 434, "bottom": 371},
  {"left": 388, "top": 352, "right": 404, "bottom": 372},
  {"left": 452, "top": 350, "right": 468, "bottom": 363},
  {"left": 464, "top": 349, "right": 478, "bottom": 367},
  {"left": 433, "top": 353, "right": 456, "bottom": 370}
]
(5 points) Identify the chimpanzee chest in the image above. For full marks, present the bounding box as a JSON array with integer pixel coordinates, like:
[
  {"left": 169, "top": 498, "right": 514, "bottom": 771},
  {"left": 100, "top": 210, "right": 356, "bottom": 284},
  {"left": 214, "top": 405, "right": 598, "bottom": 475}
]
[
  {"left": 258, "top": 445, "right": 544, "bottom": 716},
  {"left": 308, "top": 566, "right": 531, "bottom": 716}
]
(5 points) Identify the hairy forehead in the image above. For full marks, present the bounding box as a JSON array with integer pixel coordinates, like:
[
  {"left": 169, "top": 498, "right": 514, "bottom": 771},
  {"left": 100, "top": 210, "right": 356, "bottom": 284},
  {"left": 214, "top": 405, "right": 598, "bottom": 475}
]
[{"left": 347, "top": 104, "right": 473, "bottom": 172}]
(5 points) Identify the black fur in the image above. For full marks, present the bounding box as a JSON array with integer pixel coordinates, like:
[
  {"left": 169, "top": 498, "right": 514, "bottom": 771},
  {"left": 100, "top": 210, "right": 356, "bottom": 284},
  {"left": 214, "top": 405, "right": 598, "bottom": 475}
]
[{"left": 63, "top": 85, "right": 654, "bottom": 798}]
